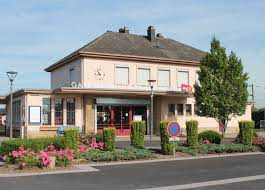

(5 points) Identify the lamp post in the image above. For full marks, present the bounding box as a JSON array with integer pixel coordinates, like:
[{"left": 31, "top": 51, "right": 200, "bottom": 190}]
[
  {"left": 6, "top": 71, "right": 18, "bottom": 139},
  {"left": 147, "top": 79, "right": 156, "bottom": 141}
]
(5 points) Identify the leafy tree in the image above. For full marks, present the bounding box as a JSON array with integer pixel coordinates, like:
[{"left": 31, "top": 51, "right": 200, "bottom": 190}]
[{"left": 194, "top": 38, "right": 249, "bottom": 138}]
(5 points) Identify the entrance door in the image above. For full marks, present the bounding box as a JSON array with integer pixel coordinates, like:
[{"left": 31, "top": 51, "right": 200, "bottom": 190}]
[
  {"left": 113, "top": 106, "right": 131, "bottom": 135},
  {"left": 96, "top": 105, "right": 147, "bottom": 136}
]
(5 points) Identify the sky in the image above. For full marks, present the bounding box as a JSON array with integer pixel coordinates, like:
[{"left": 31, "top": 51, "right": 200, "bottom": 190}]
[{"left": 0, "top": 0, "right": 264, "bottom": 107}]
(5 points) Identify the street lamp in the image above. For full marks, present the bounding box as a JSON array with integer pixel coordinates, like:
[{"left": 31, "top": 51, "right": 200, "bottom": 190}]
[
  {"left": 147, "top": 79, "right": 156, "bottom": 141},
  {"left": 7, "top": 71, "right": 18, "bottom": 139}
]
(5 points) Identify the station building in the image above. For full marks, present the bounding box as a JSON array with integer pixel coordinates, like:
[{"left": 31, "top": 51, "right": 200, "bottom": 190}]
[{"left": 0, "top": 26, "right": 252, "bottom": 138}]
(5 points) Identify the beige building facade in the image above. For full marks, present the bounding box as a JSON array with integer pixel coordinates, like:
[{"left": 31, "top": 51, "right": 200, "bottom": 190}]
[{"left": 2, "top": 26, "right": 252, "bottom": 138}]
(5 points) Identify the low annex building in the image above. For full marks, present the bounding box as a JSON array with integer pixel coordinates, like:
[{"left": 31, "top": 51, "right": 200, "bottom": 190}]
[{"left": 2, "top": 26, "right": 252, "bottom": 138}]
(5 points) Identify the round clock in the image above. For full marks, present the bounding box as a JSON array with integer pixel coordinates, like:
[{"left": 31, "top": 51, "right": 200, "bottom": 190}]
[{"left": 94, "top": 67, "right": 106, "bottom": 80}]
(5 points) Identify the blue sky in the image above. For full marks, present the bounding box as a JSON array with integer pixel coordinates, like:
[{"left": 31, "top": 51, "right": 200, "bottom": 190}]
[{"left": 0, "top": 0, "right": 264, "bottom": 107}]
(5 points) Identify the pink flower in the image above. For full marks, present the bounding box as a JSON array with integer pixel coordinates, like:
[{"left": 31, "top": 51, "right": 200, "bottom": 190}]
[
  {"left": 11, "top": 151, "right": 19, "bottom": 158},
  {"left": 20, "top": 162, "right": 27, "bottom": 168},
  {"left": 77, "top": 145, "right": 85, "bottom": 153},
  {"left": 90, "top": 138, "right": 98, "bottom": 149},
  {"left": 67, "top": 155, "right": 74, "bottom": 161},
  {"left": 98, "top": 142, "right": 104, "bottom": 150},
  {"left": 203, "top": 140, "right": 210, "bottom": 144},
  {"left": 2, "top": 155, "right": 8, "bottom": 161},
  {"left": 48, "top": 143, "right": 55, "bottom": 151}
]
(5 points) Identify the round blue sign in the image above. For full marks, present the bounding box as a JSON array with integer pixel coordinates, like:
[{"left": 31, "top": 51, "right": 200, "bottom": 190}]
[{"left": 167, "top": 121, "right": 181, "bottom": 137}]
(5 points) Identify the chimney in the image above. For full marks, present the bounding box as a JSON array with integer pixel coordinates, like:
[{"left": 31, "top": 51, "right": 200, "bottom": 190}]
[
  {"left": 147, "top": 26, "right": 155, "bottom": 42},
  {"left": 119, "top": 26, "right": 129, "bottom": 34},
  {"left": 156, "top": 33, "right": 164, "bottom": 38}
]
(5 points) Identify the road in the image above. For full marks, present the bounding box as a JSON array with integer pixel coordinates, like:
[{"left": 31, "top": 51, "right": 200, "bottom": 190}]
[{"left": 1, "top": 154, "right": 265, "bottom": 190}]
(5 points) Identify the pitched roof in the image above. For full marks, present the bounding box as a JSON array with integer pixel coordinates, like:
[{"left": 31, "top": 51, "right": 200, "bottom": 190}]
[
  {"left": 45, "top": 30, "right": 206, "bottom": 72},
  {"left": 81, "top": 32, "right": 206, "bottom": 61}
]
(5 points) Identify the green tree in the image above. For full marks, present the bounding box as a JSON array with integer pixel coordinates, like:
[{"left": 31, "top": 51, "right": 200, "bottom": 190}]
[{"left": 194, "top": 38, "right": 249, "bottom": 138}]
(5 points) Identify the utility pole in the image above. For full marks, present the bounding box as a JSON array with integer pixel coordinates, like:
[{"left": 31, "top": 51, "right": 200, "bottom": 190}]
[{"left": 249, "top": 84, "right": 255, "bottom": 108}]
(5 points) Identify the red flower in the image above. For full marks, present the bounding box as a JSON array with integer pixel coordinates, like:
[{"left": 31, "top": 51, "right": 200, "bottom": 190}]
[{"left": 20, "top": 162, "right": 27, "bottom": 168}]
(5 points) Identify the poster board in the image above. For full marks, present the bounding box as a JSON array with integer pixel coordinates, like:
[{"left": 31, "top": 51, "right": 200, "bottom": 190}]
[
  {"left": 29, "top": 106, "right": 41, "bottom": 124},
  {"left": 133, "top": 115, "right": 142, "bottom": 121}
]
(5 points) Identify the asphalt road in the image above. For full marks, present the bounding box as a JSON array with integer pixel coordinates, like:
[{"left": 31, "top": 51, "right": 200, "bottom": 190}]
[{"left": 1, "top": 154, "right": 265, "bottom": 190}]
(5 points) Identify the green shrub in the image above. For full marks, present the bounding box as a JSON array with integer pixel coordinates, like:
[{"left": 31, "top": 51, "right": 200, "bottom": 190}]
[
  {"left": 160, "top": 121, "right": 176, "bottom": 155},
  {"left": 238, "top": 121, "right": 254, "bottom": 145},
  {"left": 0, "top": 137, "right": 65, "bottom": 156},
  {"left": 130, "top": 121, "right": 146, "bottom": 148},
  {"left": 198, "top": 130, "right": 222, "bottom": 144},
  {"left": 63, "top": 128, "right": 80, "bottom": 149},
  {"left": 186, "top": 120, "right": 198, "bottom": 146},
  {"left": 83, "top": 148, "right": 154, "bottom": 162},
  {"left": 176, "top": 143, "right": 258, "bottom": 156},
  {"left": 103, "top": 128, "right": 116, "bottom": 151}
]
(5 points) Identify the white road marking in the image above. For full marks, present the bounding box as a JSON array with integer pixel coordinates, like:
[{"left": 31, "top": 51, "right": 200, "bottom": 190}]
[{"left": 137, "top": 174, "right": 265, "bottom": 190}]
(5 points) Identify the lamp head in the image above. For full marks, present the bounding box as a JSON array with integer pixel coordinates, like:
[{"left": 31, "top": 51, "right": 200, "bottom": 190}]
[
  {"left": 147, "top": 79, "right": 156, "bottom": 88},
  {"left": 6, "top": 71, "right": 18, "bottom": 82}
]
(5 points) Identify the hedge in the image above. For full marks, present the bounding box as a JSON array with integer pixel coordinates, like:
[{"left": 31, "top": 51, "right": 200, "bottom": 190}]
[
  {"left": 238, "top": 121, "right": 254, "bottom": 145},
  {"left": 198, "top": 130, "right": 222, "bottom": 144},
  {"left": 130, "top": 121, "right": 146, "bottom": 148},
  {"left": 160, "top": 121, "right": 175, "bottom": 155},
  {"left": 0, "top": 137, "right": 65, "bottom": 156},
  {"left": 103, "top": 127, "right": 116, "bottom": 151},
  {"left": 63, "top": 128, "right": 80, "bottom": 149},
  {"left": 176, "top": 143, "right": 259, "bottom": 156},
  {"left": 186, "top": 120, "right": 198, "bottom": 146}
]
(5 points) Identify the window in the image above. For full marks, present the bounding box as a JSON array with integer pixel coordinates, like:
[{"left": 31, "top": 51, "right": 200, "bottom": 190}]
[
  {"left": 12, "top": 100, "right": 21, "bottom": 125},
  {"left": 115, "top": 66, "right": 129, "bottom": 85},
  {"left": 186, "top": 104, "right": 192, "bottom": 116},
  {"left": 137, "top": 68, "right": 150, "bottom": 85},
  {"left": 177, "top": 104, "right": 184, "bottom": 115},
  {"left": 158, "top": 69, "right": 170, "bottom": 87},
  {"left": 178, "top": 71, "right": 189, "bottom": 87},
  {"left": 55, "top": 98, "right": 63, "bottom": 125},
  {"left": 42, "top": 98, "right": 51, "bottom": 125},
  {"left": 168, "top": 104, "right": 175, "bottom": 116},
  {"left": 69, "top": 67, "right": 75, "bottom": 84},
  {"left": 66, "top": 98, "right": 75, "bottom": 125}
]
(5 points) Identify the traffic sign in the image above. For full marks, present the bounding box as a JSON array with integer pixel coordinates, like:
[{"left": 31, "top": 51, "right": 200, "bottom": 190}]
[{"left": 167, "top": 121, "right": 181, "bottom": 138}]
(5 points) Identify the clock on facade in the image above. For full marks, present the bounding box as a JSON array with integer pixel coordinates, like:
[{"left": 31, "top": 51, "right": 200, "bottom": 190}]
[{"left": 94, "top": 67, "right": 106, "bottom": 80}]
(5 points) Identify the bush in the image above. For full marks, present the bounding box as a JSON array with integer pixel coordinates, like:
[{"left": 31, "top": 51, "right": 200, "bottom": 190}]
[
  {"left": 103, "top": 128, "right": 116, "bottom": 151},
  {"left": 198, "top": 130, "right": 222, "bottom": 144},
  {"left": 160, "top": 121, "right": 176, "bottom": 155},
  {"left": 186, "top": 120, "right": 198, "bottom": 146},
  {"left": 176, "top": 143, "right": 259, "bottom": 156},
  {"left": 130, "top": 121, "right": 146, "bottom": 148},
  {"left": 0, "top": 137, "right": 65, "bottom": 156},
  {"left": 83, "top": 148, "right": 154, "bottom": 162},
  {"left": 238, "top": 121, "right": 254, "bottom": 145},
  {"left": 63, "top": 128, "right": 80, "bottom": 149}
]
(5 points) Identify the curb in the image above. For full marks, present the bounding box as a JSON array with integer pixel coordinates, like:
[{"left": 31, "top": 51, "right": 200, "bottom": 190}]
[
  {"left": 0, "top": 164, "right": 99, "bottom": 178},
  {"left": 89, "top": 152, "right": 265, "bottom": 167}
]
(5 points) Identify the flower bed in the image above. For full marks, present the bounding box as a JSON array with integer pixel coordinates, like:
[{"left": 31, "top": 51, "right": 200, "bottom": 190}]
[{"left": 175, "top": 143, "right": 259, "bottom": 156}]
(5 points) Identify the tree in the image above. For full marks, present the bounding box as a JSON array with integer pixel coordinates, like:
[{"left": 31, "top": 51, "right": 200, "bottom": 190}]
[{"left": 194, "top": 38, "right": 249, "bottom": 138}]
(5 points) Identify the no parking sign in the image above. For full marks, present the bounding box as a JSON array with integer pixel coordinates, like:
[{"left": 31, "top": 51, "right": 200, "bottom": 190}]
[{"left": 167, "top": 121, "right": 181, "bottom": 142}]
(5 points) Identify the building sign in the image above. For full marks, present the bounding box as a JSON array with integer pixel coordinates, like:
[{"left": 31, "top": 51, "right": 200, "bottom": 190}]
[
  {"left": 29, "top": 106, "right": 41, "bottom": 124},
  {"left": 71, "top": 82, "right": 83, "bottom": 88},
  {"left": 181, "top": 84, "right": 192, "bottom": 92}
]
